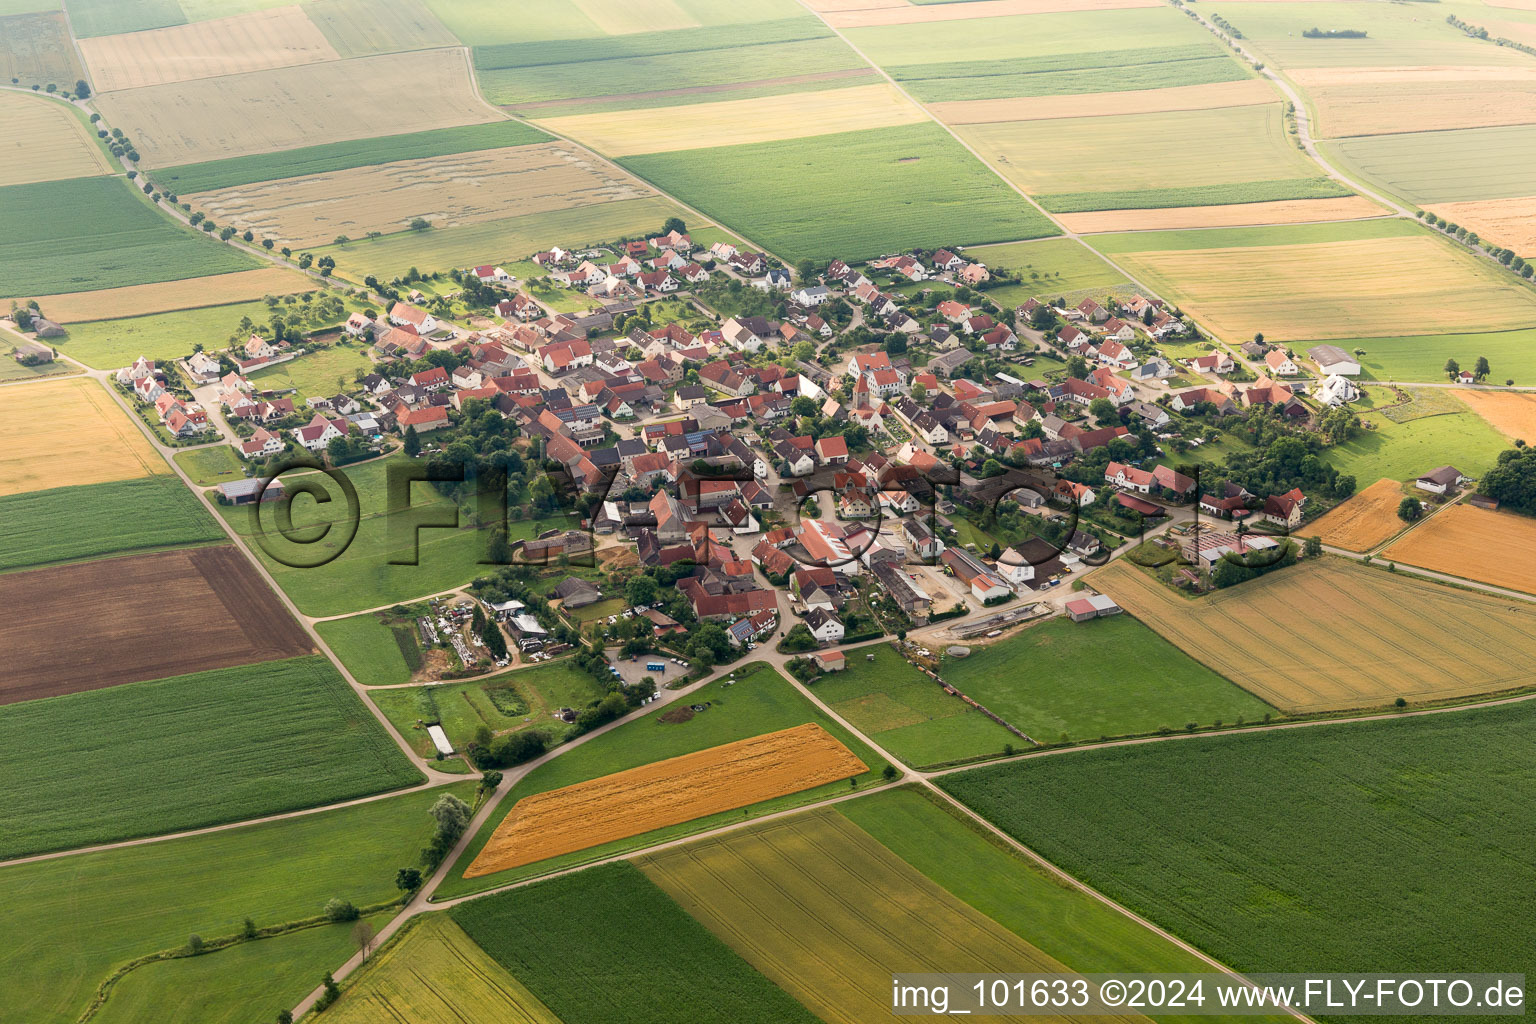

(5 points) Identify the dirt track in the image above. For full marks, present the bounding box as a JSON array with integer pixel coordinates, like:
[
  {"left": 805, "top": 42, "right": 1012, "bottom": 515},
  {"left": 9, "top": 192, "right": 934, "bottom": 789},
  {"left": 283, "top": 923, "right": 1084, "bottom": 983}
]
[{"left": 0, "top": 545, "right": 313, "bottom": 704}]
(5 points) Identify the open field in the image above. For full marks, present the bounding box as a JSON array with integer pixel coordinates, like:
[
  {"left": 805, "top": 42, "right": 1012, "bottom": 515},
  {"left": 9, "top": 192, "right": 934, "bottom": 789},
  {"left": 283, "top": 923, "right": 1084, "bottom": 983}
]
[
  {"left": 0, "top": 654, "right": 422, "bottom": 858},
  {"left": 0, "top": 783, "right": 471, "bottom": 1024},
  {"left": 1325, "top": 403, "right": 1507, "bottom": 483},
  {"left": 959, "top": 104, "right": 1325, "bottom": 203},
  {"left": 317, "top": 194, "right": 687, "bottom": 281},
  {"left": 644, "top": 808, "right": 1147, "bottom": 1024},
  {"left": 467, "top": 722, "right": 866, "bottom": 876},
  {"left": 157, "top": 119, "right": 549, "bottom": 192},
  {"left": 1425, "top": 195, "right": 1536, "bottom": 257},
  {"left": 94, "top": 915, "right": 384, "bottom": 1024},
  {"left": 94, "top": 48, "right": 500, "bottom": 167},
  {"left": 0, "top": 11, "right": 84, "bottom": 88},
  {"left": 1325, "top": 124, "right": 1536, "bottom": 205},
  {"left": 0, "top": 91, "right": 109, "bottom": 186},
  {"left": 809, "top": 644, "right": 1017, "bottom": 766},
  {"left": 451, "top": 861, "right": 821, "bottom": 1024},
  {"left": 317, "top": 612, "right": 415, "bottom": 687},
  {"left": 846, "top": 6, "right": 1212, "bottom": 65},
  {"left": 0, "top": 376, "right": 167, "bottom": 496},
  {"left": 830, "top": 0, "right": 1162, "bottom": 25},
  {"left": 1457, "top": 389, "right": 1536, "bottom": 439},
  {"left": 1292, "top": 66, "right": 1536, "bottom": 137},
  {"left": 1092, "top": 558, "right": 1536, "bottom": 712},
  {"left": 426, "top": 0, "right": 810, "bottom": 45},
  {"left": 621, "top": 123, "right": 1057, "bottom": 262},
  {"left": 1057, "top": 195, "right": 1385, "bottom": 233},
  {"left": 941, "top": 703, "right": 1536, "bottom": 994},
  {"left": 67, "top": 0, "right": 187, "bottom": 37},
  {"left": 439, "top": 664, "right": 890, "bottom": 896},
  {"left": 0, "top": 175, "right": 259, "bottom": 295},
  {"left": 1102, "top": 230, "right": 1536, "bottom": 341},
  {"left": 1383, "top": 504, "right": 1536, "bottom": 595},
  {"left": 931, "top": 78, "right": 1275, "bottom": 123},
  {"left": 1294, "top": 477, "right": 1406, "bottom": 552},
  {"left": 1344, "top": 327, "right": 1536, "bottom": 384},
  {"left": 0, "top": 546, "right": 313, "bottom": 703},
  {"left": 172, "top": 443, "right": 246, "bottom": 485},
  {"left": 245, "top": 340, "right": 373, "bottom": 401},
  {"left": 940, "top": 614, "right": 1272, "bottom": 740},
  {"left": 14, "top": 266, "right": 314, "bottom": 323},
  {"left": 306, "top": 0, "right": 459, "bottom": 58},
  {"left": 0, "top": 476, "right": 225, "bottom": 571},
  {"left": 538, "top": 82, "right": 924, "bottom": 155},
  {"left": 80, "top": 6, "right": 339, "bottom": 92},
  {"left": 966, "top": 237, "right": 1129, "bottom": 304},
  {"left": 188, "top": 141, "right": 656, "bottom": 248},
  {"left": 900, "top": 51, "right": 1246, "bottom": 104},
  {"left": 325, "top": 914, "right": 559, "bottom": 1024}
]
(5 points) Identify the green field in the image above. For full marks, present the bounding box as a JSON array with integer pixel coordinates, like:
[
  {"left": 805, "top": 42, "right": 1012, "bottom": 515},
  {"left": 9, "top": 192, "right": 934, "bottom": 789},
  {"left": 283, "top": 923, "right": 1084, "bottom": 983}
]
[
  {"left": 939, "top": 615, "right": 1272, "bottom": 742},
  {"left": 427, "top": 0, "right": 807, "bottom": 46},
  {"left": 67, "top": 0, "right": 183, "bottom": 36},
  {"left": 317, "top": 195, "right": 688, "bottom": 283},
  {"left": 317, "top": 611, "right": 416, "bottom": 686},
  {"left": 1039, "top": 176, "right": 1351, "bottom": 214},
  {"left": 247, "top": 340, "right": 374, "bottom": 404},
  {"left": 894, "top": 46, "right": 1245, "bottom": 102},
  {"left": 93, "top": 915, "right": 385, "bottom": 1024},
  {"left": 809, "top": 644, "right": 1016, "bottom": 767},
  {"left": 848, "top": 7, "right": 1215, "bottom": 66},
  {"left": 1350, "top": 327, "right": 1536, "bottom": 384},
  {"left": 621, "top": 123, "right": 1057, "bottom": 262},
  {"left": 158, "top": 120, "right": 550, "bottom": 194},
  {"left": 1325, "top": 125, "right": 1536, "bottom": 204},
  {"left": 305, "top": 0, "right": 460, "bottom": 58},
  {"left": 216, "top": 453, "right": 581, "bottom": 617},
  {"left": 0, "top": 176, "right": 260, "bottom": 297},
  {"left": 437, "top": 663, "right": 892, "bottom": 897},
  {"left": 0, "top": 782, "right": 472, "bottom": 1024},
  {"left": 0, "top": 354, "right": 75, "bottom": 381},
  {"left": 450, "top": 861, "right": 821, "bottom": 1024},
  {"left": 57, "top": 296, "right": 351, "bottom": 370},
  {"left": 941, "top": 703, "right": 1536, "bottom": 986},
  {"left": 967, "top": 237, "right": 1131, "bottom": 306},
  {"left": 325, "top": 914, "right": 560, "bottom": 1023},
  {"left": 0, "top": 655, "right": 423, "bottom": 858},
  {"left": 1326, "top": 404, "right": 1508, "bottom": 484},
  {"left": 173, "top": 444, "right": 246, "bottom": 486},
  {"left": 959, "top": 104, "right": 1326, "bottom": 205},
  {"left": 369, "top": 659, "right": 607, "bottom": 758},
  {"left": 0, "top": 476, "right": 225, "bottom": 572},
  {"left": 1089, "top": 216, "right": 1423, "bottom": 255}
]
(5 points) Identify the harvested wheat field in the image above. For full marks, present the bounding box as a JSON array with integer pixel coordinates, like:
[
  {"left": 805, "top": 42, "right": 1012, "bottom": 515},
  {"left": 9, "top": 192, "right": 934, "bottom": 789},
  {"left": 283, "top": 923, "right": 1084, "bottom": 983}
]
[
  {"left": 80, "top": 6, "right": 339, "bottom": 92},
  {"left": 1295, "top": 479, "right": 1407, "bottom": 553},
  {"left": 932, "top": 79, "right": 1275, "bottom": 125},
  {"left": 1057, "top": 195, "right": 1385, "bottom": 233},
  {"left": 0, "top": 546, "right": 313, "bottom": 704},
  {"left": 1456, "top": 389, "right": 1536, "bottom": 440},
  {"left": 0, "top": 92, "right": 112, "bottom": 187},
  {"left": 1093, "top": 558, "right": 1536, "bottom": 712},
  {"left": 535, "top": 84, "right": 925, "bottom": 157},
  {"left": 187, "top": 142, "right": 653, "bottom": 248},
  {"left": 0, "top": 377, "right": 168, "bottom": 496},
  {"left": 824, "top": 0, "right": 1160, "bottom": 27},
  {"left": 14, "top": 267, "right": 315, "bottom": 323},
  {"left": 466, "top": 723, "right": 867, "bottom": 877},
  {"left": 1306, "top": 81, "right": 1536, "bottom": 137},
  {"left": 1384, "top": 504, "right": 1536, "bottom": 596},
  {"left": 1425, "top": 196, "right": 1536, "bottom": 257},
  {"left": 93, "top": 48, "right": 498, "bottom": 167}
]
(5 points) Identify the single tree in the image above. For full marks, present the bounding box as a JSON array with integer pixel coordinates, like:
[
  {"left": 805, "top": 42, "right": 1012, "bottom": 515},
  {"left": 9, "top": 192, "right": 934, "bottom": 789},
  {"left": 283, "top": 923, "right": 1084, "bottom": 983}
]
[
  {"left": 1398, "top": 496, "right": 1423, "bottom": 522},
  {"left": 395, "top": 867, "right": 423, "bottom": 893},
  {"left": 1474, "top": 356, "right": 1491, "bottom": 381},
  {"left": 75, "top": 78, "right": 89, "bottom": 98},
  {"left": 403, "top": 423, "right": 420, "bottom": 456},
  {"left": 353, "top": 919, "right": 377, "bottom": 960},
  {"left": 1444, "top": 357, "right": 1460, "bottom": 380},
  {"left": 882, "top": 764, "right": 899, "bottom": 782},
  {"left": 1304, "top": 535, "right": 1323, "bottom": 557},
  {"left": 278, "top": 1012, "right": 294, "bottom": 1024}
]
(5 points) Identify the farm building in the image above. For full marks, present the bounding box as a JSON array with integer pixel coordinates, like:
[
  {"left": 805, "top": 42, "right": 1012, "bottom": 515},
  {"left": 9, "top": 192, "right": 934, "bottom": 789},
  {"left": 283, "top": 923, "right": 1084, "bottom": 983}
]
[
  {"left": 1307, "top": 345, "right": 1361, "bottom": 377},
  {"left": 812, "top": 650, "right": 845, "bottom": 672},
  {"left": 552, "top": 577, "right": 602, "bottom": 609},
  {"left": 1065, "top": 594, "right": 1122, "bottom": 622},
  {"left": 941, "top": 548, "right": 1012, "bottom": 602},
  {"left": 427, "top": 725, "right": 454, "bottom": 756},
  {"left": 871, "top": 560, "right": 932, "bottom": 618},
  {"left": 1416, "top": 466, "right": 1467, "bottom": 495},
  {"left": 216, "top": 478, "right": 283, "bottom": 504}
]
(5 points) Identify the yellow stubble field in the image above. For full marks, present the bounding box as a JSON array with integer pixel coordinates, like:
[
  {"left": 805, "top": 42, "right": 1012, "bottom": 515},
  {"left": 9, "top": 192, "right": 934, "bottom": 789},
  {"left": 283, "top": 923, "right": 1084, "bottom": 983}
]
[
  {"left": 185, "top": 142, "right": 654, "bottom": 247},
  {"left": 0, "top": 378, "right": 169, "bottom": 496},
  {"left": 10, "top": 268, "right": 316, "bottom": 323},
  {"left": 1292, "top": 67, "right": 1536, "bottom": 136},
  {"left": 1424, "top": 196, "right": 1536, "bottom": 257},
  {"left": 1383, "top": 504, "right": 1536, "bottom": 596},
  {"left": 0, "top": 92, "right": 113, "bottom": 187},
  {"left": 1294, "top": 478, "right": 1408, "bottom": 553},
  {"left": 1455, "top": 389, "right": 1536, "bottom": 440},
  {"left": 1058, "top": 195, "right": 1386, "bottom": 232}
]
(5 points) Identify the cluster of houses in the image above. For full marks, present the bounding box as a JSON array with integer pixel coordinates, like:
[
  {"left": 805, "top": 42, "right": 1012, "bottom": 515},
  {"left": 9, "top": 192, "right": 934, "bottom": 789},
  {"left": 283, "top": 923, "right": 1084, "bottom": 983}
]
[
  {"left": 1183, "top": 339, "right": 1362, "bottom": 410},
  {"left": 117, "top": 357, "right": 211, "bottom": 438},
  {"left": 531, "top": 230, "right": 718, "bottom": 299}
]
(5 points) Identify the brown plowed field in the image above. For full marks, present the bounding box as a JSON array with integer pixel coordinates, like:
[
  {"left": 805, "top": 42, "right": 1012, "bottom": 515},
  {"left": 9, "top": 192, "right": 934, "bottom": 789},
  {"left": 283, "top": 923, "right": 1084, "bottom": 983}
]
[
  {"left": 1295, "top": 478, "right": 1406, "bottom": 552},
  {"left": 0, "top": 545, "right": 313, "bottom": 704},
  {"left": 1383, "top": 504, "right": 1536, "bottom": 596},
  {"left": 465, "top": 723, "right": 867, "bottom": 877}
]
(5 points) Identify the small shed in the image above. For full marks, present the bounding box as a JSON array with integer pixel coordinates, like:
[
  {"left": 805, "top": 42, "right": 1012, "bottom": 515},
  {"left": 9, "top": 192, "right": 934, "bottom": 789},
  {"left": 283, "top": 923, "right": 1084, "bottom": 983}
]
[
  {"left": 813, "top": 650, "right": 846, "bottom": 672},
  {"left": 1065, "top": 593, "right": 1121, "bottom": 622},
  {"left": 426, "top": 724, "right": 454, "bottom": 756}
]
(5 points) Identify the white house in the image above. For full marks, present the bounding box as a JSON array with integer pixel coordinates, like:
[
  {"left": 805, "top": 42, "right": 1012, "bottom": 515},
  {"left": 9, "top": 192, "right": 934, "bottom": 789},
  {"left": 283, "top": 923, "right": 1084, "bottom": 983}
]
[
  {"left": 803, "top": 607, "right": 845, "bottom": 644},
  {"left": 1264, "top": 349, "right": 1301, "bottom": 376},
  {"left": 791, "top": 285, "right": 831, "bottom": 306},
  {"left": 1317, "top": 374, "right": 1359, "bottom": 407}
]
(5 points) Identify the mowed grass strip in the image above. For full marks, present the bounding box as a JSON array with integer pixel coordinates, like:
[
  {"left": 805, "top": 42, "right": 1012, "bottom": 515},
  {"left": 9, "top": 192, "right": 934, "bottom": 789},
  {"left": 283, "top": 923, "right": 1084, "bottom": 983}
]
[
  {"left": 940, "top": 703, "right": 1536, "bottom": 989},
  {"left": 640, "top": 809, "right": 1150, "bottom": 1024},
  {"left": 0, "top": 783, "right": 472, "bottom": 1024},
  {"left": 323, "top": 914, "right": 560, "bottom": 1024},
  {"left": 1383, "top": 504, "right": 1536, "bottom": 596},
  {"left": 451, "top": 862, "right": 820, "bottom": 1024},
  {"left": 0, "top": 89, "right": 111, "bottom": 186},
  {"left": 1092, "top": 558, "right": 1536, "bottom": 712},
  {"left": 439, "top": 664, "right": 891, "bottom": 897},
  {"left": 621, "top": 122, "right": 1057, "bottom": 262},
  {"left": 156, "top": 119, "right": 549, "bottom": 193},
  {"left": 0, "top": 376, "right": 168, "bottom": 496},
  {"left": 0, "top": 653, "right": 423, "bottom": 858},
  {"left": 0, "top": 476, "right": 223, "bottom": 571},
  {"left": 940, "top": 615, "right": 1272, "bottom": 740},
  {"left": 0, "top": 175, "right": 260, "bottom": 296},
  {"left": 810, "top": 643, "right": 1017, "bottom": 766},
  {"left": 12, "top": 266, "right": 316, "bottom": 323},
  {"left": 467, "top": 723, "right": 867, "bottom": 876}
]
